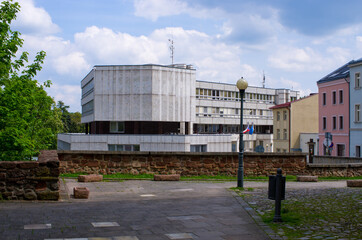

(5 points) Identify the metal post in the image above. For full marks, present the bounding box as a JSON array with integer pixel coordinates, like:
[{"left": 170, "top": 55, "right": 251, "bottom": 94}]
[
  {"left": 273, "top": 168, "right": 283, "bottom": 222},
  {"left": 237, "top": 89, "right": 245, "bottom": 188}
]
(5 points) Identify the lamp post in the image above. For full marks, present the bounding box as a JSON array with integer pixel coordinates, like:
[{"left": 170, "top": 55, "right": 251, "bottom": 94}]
[{"left": 236, "top": 77, "right": 248, "bottom": 188}]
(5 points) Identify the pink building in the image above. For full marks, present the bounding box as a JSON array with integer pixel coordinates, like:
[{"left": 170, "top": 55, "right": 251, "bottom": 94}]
[{"left": 317, "top": 62, "right": 350, "bottom": 156}]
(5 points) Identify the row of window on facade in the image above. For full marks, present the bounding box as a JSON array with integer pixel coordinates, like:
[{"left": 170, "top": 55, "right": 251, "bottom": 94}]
[
  {"left": 276, "top": 129, "right": 288, "bottom": 140},
  {"left": 276, "top": 110, "right": 288, "bottom": 121},
  {"left": 322, "top": 90, "right": 344, "bottom": 105},
  {"left": 322, "top": 116, "right": 345, "bottom": 130},
  {"left": 196, "top": 106, "right": 272, "bottom": 118},
  {"left": 194, "top": 124, "right": 272, "bottom": 134},
  {"left": 195, "top": 88, "right": 298, "bottom": 103}
]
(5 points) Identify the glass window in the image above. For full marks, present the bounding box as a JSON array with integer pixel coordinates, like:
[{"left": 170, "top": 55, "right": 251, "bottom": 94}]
[
  {"left": 110, "top": 122, "right": 125, "bottom": 133},
  {"left": 283, "top": 110, "right": 287, "bottom": 120},
  {"left": 356, "top": 146, "right": 361, "bottom": 158},
  {"left": 356, "top": 72, "right": 360, "bottom": 88},
  {"left": 356, "top": 104, "right": 361, "bottom": 122},
  {"left": 339, "top": 116, "right": 343, "bottom": 129},
  {"left": 277, "top": 129, "right": 280, "bottom": 139},
  {"left": 323, "top": 93, "right": 326, "bottom": 105},
  {"left": 339, "top": 90, "right": 343, "bottom": 104},
  {"left": 190, "top": 145, "right": 207, "bottom": 152},
  {"left": 332, "top": 91, "right": 336, "bottom": 104},
  {"left": 283, "top": 129, "right": 287, "bottom": 140},
  {"left": 277, "top": 111, "right": 280, "bottom": 121},
  {"left": 332, "top": 116, "right": 337, "bottom": 129},
  {"left": 323, "top": 117, "right": 327, "bottom": 129}
]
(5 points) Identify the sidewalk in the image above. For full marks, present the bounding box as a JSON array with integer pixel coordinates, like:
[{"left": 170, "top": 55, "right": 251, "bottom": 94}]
[{"left": 0, "top": 179, "right": 270, "bottom": 240}]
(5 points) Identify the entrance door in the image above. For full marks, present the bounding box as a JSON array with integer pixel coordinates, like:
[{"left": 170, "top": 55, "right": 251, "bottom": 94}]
[{"left": 337, "top": 144, "right": 345, "bottom": 156}]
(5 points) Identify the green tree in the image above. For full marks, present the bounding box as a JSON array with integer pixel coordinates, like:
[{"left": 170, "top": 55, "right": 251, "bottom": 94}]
[
  {"left": 56, "top": 101, "right": 84, "bottom": 133},
  {"left": 0, "top": 0, "right": 62, "bottom": 160}
]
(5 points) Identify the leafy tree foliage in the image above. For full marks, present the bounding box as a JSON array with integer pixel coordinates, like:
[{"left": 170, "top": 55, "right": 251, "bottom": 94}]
[
  {"left": 0, "top": 0, "right": 62, "bottom": 161},
  {"left": 56, "top": 101, "right": 84, "bottom": 133}
]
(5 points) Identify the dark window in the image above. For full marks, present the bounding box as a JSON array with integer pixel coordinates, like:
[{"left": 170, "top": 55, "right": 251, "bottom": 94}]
[
  {"left": 332, "top": 91, "right": 336, "bottom": 104},
  {"left": 356, "top": 146, "right": 361, "bottom": 158},
  {"left": 323, "top": 117, "right": 327, "bottom": 130},
  {"left": 339, "top": 90, "right": 343, "bottom": 104},
  {"left": 323, "top": 93, "right": 326, "bottom": 105},
  {"left": 332, "top": 116, "right": 337, "bottom": 129},
  {"left": 339, "top": 116, "right": 343, "bottom": 129},
  {"left": 337, "top": 144, "right": 345, "bottom": 156}
]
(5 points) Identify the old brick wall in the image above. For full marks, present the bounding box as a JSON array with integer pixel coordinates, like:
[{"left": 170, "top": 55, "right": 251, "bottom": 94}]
[
  {"left": 58, "top": 151, "right": 308, "bottom": 176},
  {"left": 0, "top": 150, "right": 60, "bottom": 200},
  {"left": 306, "top": 164, "right": 362, "bottom": 177}
]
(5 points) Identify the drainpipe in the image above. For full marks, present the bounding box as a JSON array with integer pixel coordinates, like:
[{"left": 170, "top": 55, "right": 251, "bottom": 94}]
[
  {"left": 288, "top": 107, "right": 291, "bottom": 152},
  {"left": 345, "top": 77, "right": 350, "bottom": 157}
]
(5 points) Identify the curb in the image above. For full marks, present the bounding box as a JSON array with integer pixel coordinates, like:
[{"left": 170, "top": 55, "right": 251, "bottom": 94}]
[{"left": 231, "top": 191, "right": 282, "bottom": 240}]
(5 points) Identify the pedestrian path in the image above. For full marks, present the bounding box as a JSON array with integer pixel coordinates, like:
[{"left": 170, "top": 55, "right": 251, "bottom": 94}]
[{"left": 0, "top": 180, "right": 270, "bottom": 240}]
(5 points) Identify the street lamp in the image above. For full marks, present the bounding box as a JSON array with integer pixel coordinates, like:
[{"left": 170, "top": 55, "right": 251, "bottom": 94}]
[{"left": 236, "top": 77, "right": 248, "bottom": 188}]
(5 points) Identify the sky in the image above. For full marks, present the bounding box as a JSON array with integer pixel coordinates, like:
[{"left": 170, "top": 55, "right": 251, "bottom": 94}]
[{"left": 10, "top": 0, "right": 362, "bottom": 112}]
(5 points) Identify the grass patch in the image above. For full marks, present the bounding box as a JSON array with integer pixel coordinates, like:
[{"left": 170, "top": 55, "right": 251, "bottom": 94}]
[
  {"left": 235, "top": 188, "right": 362, "bottom": 239},
  {"left": 319, "top": 175, "right": 362, "bottom": 180}
]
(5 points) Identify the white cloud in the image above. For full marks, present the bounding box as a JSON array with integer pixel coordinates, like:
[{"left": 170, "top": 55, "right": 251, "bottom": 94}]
[
  {"left": 46, "top": 84, "right": 81, "bottom": 110},
  {"left": 13, "top": 0, "right": 60, "bottom": 35},
  {"left": 53, "top": 52, "right": 90, "bottom": 76},
  {"left": 268, "top": 46, "right": 349, "bottom": 72},
  {"left": 134, "top": 0, "right": 224, "bottom": 21},
  {"left": 134, "top": 0, "right": 188, "bottom": 21}
]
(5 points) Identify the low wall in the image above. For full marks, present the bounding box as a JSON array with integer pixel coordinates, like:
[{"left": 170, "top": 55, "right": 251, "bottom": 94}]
[
  {"left": 0, "top": 150, "right": 60, "bottom": 200},
  {"left": 58, "top": 151, "right": 308, "bottom": 176},
  {"left": 307, "top": 163, "right": 362, "bottom": 177},
  {"left": 313, "top": 155, "right": 362, "bottom": 164}
]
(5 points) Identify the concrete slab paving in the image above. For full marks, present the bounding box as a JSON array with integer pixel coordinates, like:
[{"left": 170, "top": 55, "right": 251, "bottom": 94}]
[{"left": 0, "top": 180, "right": 274, "bottom": 240}]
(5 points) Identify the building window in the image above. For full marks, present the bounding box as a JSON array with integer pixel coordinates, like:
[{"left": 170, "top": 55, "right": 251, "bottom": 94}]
[
  {"left": 190, "top": 145, "right": 207, "bottom": 152},
  {"left": 283, "top": 129, "right": 287, "bottom": 140},
  {"left": 356, "top": 146, "right": 361, "bottom": 158},
  {"left": 356, "top": 72, "right": 360, "bottom": 88},
  {"left": 82, "top": 100, "right": 94, "bottom": 116},
  {"left": 332, "top": 116, "right": 337, "bottom": 130},
  {"left": 277, "top": 129, "right": 280, "bottom": 140},
  {"left": 339, "top": 116, "right": 343, "bottom": 129},
  {"left": 337, "top": 144, "right": 345, "bottom": 156},
  {"left": 110, "top": 122, "right": 125, "bottom": 133},
  {"left": 322, "top": 93, "right": 326, "bottom": 105},
  {"left": 323, "top": 117, "right": 327, "bottom": 130},
  {"left": 356, "top": 104, "right": 361, "bottom": 122},
  {"left": 339, "top": 90, "right": 343, "bottom": 104},
  {"left": 332, "top": 91, "right": 336, "bottom": 104},
  {"left": 283, "top": 110, "right": 287, "bottom": 120},
  {"left": 277, "top": 111, "right": 280, "bottom": 121},
  {"left": 108, "top": 144, "right": 140, "bottom": 151},
  {"left": 276, "top": 148, "right": 281, "bottom": 153}
]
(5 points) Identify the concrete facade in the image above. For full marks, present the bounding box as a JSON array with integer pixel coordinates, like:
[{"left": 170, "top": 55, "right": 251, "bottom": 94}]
[
  {"left": 317, "top": 62, "right": 350, "bottom": 157},
  {"left": 349, "top": 59, "right": 362, "bottom": 157},
  {"left": 58, "top": 64, "right": 299, "bottom": 152}
]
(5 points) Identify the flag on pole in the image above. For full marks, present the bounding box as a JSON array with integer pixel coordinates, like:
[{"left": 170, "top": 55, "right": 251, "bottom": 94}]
[
  {"left": 243, "top": 125, "right": 250, "bottom": 134},
  {"left": 249, "top": 125, "right": 254, "bottom": 135}
]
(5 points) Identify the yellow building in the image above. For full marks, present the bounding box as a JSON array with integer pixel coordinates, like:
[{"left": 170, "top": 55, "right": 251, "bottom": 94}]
[{"left": 270, "top": 94, "right": 319, "bottom": 152}]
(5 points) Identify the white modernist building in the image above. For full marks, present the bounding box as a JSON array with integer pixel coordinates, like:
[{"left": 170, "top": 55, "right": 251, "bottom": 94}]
[{"left": 58, "top": 64, "right": 299, "bottom": 152}]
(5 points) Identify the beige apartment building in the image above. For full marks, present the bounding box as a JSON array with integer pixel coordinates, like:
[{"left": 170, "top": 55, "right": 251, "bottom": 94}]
[{"left": 270, "top": 94, "right": 319, "bottom": 153}]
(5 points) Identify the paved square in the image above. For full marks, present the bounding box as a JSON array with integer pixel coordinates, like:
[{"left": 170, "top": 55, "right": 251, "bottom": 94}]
[{"left": 0, "top": 180, "right": 270, "bottom": 240}]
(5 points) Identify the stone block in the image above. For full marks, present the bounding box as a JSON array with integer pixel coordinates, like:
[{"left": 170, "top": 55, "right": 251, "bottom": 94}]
[
  {"left": 154, "top": 174, "right": 180, "bottom": 181},
  {"left": 297, "top": 176, "right": 318, "bottom": 182},
  {"left": 0, "top": 173, "right": 6, "bottom": 180},
  {"left": 36, "top": 190, "right": 59, "bottom": 200},
  {"left": 347, "top": 180, "right": 362, "bottom": 187},
  {"left": 78, "top": 174, "right": 103, "bottom": 182},
  {"left": 24, "top": 190, "right": 37, "bottom": 200},
  {"left": 0, "top": 162, "right": 16, "bottom": 169},
  {"left": 73, "top": 187, "right": 89, "bottom": 199},
  {"left": 17, "top": 162, "right": 38, "bottom": 169}
]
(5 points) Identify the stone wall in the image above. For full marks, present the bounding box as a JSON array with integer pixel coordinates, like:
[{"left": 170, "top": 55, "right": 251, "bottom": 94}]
[
  {"left": 58, "top": 151, "right": 308, "bottom": 176},
  {"left": 306, "top": 163, "right": 362, "bottom": 177},
  {"left": 0, "top": 150, "right": 59, "bottom": 200}
]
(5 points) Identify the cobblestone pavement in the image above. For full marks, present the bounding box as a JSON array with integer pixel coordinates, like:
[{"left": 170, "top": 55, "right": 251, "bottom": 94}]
[
  {"left": 0, "top": 180, "right": 270, "bottom": 240},
  {"left": 236, "top": 181, "right": 362, "bottom": 240}
]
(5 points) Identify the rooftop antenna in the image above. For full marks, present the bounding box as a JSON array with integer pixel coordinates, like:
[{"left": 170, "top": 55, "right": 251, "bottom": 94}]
[
  {"left": 168, "top": 38, "right": 175, "bottom": 65},
  {"left": 262, "top": 71, "right": 266, "bottom": 88}
]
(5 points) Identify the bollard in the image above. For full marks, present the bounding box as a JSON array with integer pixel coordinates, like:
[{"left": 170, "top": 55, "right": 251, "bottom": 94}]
[{"left": 268, "top": 168, "right": 286, "bottom": 222}]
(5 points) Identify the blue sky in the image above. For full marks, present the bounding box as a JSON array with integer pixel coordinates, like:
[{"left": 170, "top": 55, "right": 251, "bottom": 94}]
[{"left": 11, "top": 0, "right": 362, "bottom": 112}]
